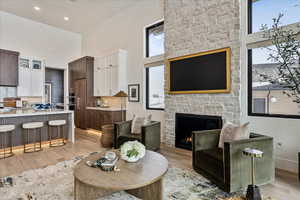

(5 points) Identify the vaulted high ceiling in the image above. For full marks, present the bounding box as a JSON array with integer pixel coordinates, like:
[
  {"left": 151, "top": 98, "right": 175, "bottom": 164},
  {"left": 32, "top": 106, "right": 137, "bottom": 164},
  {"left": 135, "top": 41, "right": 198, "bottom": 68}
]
[{"left": 0, "top": 0, "right": 139, "bottom": 34}]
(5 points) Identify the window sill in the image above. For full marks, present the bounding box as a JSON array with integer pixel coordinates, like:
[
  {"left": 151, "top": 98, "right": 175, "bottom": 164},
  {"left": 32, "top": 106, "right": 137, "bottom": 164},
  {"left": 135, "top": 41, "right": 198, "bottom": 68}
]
[
  {"left": 144, "top": 54, "right": 164, "bottom": 66},
  {"left": 146, "top": 108, "right": 165, "bottom": 111},
  {"left": 246, "top": 21, "right": 300, "bottom": 46},
  {"left": 248, "top": 113, "right": 300, "bottom": 120}
]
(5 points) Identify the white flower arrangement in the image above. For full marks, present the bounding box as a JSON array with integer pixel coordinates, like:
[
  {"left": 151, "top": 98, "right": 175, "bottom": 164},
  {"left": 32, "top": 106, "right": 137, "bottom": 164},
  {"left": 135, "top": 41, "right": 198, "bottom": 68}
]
[{"left": 120, "top": 141, "right": 146, "bottom": 162}]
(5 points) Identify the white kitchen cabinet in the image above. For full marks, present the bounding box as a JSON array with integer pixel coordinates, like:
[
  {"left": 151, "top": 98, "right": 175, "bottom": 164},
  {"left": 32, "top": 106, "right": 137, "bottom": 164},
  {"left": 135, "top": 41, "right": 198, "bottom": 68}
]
[
  {"left": 18, "top": 58, "right": 31, "bottom": 97},
  {"left": 17, "top": 57, "right": 44, "bottom": 97},
  {"left": 94, "top": 49, "right": 127, "bottom": 96},
  {"left": 104, "top": 66, "right": 111, "bottom": 96},
  {"left": 94, "top": 57, "right": 105, "bottom": 96}
]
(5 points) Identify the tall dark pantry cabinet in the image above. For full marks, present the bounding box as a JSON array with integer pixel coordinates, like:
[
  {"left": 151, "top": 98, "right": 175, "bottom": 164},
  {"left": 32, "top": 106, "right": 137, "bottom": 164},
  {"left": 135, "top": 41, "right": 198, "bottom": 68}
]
[{"left": 68, "top": 56, "right": 94, "bottom": 129}]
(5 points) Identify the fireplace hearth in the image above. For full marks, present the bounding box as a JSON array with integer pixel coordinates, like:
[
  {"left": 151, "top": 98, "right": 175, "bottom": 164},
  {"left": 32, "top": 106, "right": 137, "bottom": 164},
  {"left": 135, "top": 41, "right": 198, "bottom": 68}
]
[{"left": 175, "top": 113, "right": 222, "bottom": 150}]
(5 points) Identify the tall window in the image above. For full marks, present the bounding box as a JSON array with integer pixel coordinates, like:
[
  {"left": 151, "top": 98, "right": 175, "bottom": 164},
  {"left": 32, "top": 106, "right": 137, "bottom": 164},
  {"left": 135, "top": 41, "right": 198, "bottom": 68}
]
[
  {"left": 146, "top": 65, "right": 165, "bottom": 110},
  {"left": 146, "top": 21, "right": 164, "bottom": 57},
  {"left": 247, "top": 0, "right": 300, "bottom": 118},
  {"left": 145, "top": 21, "right": 165, "bottom": 110}
]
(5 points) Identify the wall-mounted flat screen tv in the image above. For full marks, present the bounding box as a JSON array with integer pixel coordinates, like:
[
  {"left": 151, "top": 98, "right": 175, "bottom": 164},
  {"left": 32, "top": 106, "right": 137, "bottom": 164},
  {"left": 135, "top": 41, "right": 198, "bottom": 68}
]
[{"left": 167, "top": 48, "right": 231, "bottom": 94}]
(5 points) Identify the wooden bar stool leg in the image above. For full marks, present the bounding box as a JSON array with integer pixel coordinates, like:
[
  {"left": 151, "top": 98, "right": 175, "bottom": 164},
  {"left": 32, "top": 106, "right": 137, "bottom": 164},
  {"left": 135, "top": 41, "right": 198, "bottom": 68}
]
[
  {"left": 26, "top": 129, "right": 29, "bottom": 153},
  {"left": 39, "top": 128, "right": 42, "bottom": 150},
  {"left": 50, "top": 126, "right": 53, "bottom": 147},
  {"left": 1, "top": 133, "right": 4, "bottom": 159},
  {"left": 57, "top": 126, "right": 59, "bottom": 144},
  {"left": 23, "top": 129, "right": 25, "bottom": 153},
  {"left": 3, "top": 133, "right": 5, "bottom": 159},
  {"left": 4, "top": 132, "right": 6, "bottom": 158},
  {"left": 61, "top": 125, "right": 66, "bottom": 145},
  {"left": 60, "top": 125, "right": 64, "bottom": 145},
  {"left": 10, "top": 131, "right": 13, "bottom": 156},
  {"left": 34, "top": 128, "right": 37, "bottom": 152},
  {"left": 48, "top": 125, "right": 51, "bottom": 146}
]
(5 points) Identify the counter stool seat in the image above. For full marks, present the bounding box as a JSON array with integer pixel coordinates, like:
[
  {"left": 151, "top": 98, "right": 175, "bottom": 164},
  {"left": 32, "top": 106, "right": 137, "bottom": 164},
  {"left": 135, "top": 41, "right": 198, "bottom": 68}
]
[
  {"left": 22, "top": 122, "right": 44, "bottom": 129},
  {"left": 22, "top": 122, "right": 44, "bottom": 153},
  {"left": 0, "top": 125, "right": 15, "bottom": 133},
  {"left": 48, "top": 120, "right": 67, "bottom": 147},
  {"left": 49, "top": 120, "right": 66, "bottom": 126},
  {"left": 0, "top": 125, "right": 15, "bottom": 159}
]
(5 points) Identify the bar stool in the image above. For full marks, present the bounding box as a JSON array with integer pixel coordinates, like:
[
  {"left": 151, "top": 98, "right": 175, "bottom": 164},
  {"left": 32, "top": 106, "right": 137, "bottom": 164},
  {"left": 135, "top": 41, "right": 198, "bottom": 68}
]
[
  {"left": 0, "top": 125, "right": 15, "bottom": 159},
  {"left": 48, "top": 120, "right": 66, "bottom": 147},
  {"left": 22, "top": 122, "right": 44, "bottom": 153}
]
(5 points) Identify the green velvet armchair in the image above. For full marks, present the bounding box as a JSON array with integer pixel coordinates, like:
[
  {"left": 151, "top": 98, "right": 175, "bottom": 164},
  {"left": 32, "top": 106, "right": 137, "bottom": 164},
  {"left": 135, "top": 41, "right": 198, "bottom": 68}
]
[
  {"left": 192, "top": 129, "right": 274, "bottom": 193},
  {"left": 113, "top": 120, "right": 161, "bottom": 151}
]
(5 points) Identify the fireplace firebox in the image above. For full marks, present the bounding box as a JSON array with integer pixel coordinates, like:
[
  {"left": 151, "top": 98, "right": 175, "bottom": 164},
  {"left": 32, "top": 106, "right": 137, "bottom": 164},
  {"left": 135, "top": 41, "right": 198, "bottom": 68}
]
[{"left": 175, "top": 113, "right": 222, "bottom": 150}]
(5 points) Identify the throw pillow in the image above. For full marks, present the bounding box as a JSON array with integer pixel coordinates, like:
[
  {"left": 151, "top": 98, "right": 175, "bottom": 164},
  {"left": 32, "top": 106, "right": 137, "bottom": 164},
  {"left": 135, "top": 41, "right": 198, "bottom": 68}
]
[
  {"left": 218, "top": 122, "right": 250, "bottom": 149},
  {"left": 131, "top": 114, "right": 152, "bottom": 134},
  {"left": 144, "top": 114, "right": 152, "bottom": 125}
]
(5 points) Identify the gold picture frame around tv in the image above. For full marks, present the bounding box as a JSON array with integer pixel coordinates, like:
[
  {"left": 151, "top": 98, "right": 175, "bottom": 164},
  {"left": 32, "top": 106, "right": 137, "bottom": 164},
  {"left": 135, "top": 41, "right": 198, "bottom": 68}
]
[{"left": 167, "top": 47, "right": 231, "bottom": 94}]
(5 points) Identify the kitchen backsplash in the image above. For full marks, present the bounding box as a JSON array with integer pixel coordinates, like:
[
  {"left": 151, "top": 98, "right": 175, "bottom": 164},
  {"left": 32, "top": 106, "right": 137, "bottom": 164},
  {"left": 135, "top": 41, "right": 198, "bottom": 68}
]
[
  {"left": 21, "top": 97, "right": 43, "bottom": 106},
  {"left": 0, "top": 86, "right": 43, "bottom": 107},
  {"left": 98, "top": 97, "right": 122, "bottom": 108},
  {"left": 0, "top": 87, "right": 17, "bottom": 106}
]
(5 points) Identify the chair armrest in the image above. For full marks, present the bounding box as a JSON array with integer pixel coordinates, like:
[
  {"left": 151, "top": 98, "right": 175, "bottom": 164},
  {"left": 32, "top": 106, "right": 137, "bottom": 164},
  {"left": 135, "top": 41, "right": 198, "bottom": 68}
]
[
  {"left": 114, "top": 120, "right": 132, "bottom": 136},
  {"left": 192, "top": 129, "right": 221, "bottom": 152},
  {"left": 223, "top": 136, "right": 274, "bottom": 192},
  {"left": 141, "top": 121, "right": 161, "bottom": 151},
  {"left": 114, "top": 120, "right": 132, "bottom": 148}
]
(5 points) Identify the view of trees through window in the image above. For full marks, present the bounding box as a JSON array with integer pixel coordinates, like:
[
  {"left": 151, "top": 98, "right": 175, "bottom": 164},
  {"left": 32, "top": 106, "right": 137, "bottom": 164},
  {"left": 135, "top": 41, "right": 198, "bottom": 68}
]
[
  {"left": 249, "top": 0, "right": 300, "bottom": 117},
  {"left": 250, "top": 48, "right": 300, "bottom": 115},
  {"left": 250, "top": 0, "right": 300, "bottom": 33}
]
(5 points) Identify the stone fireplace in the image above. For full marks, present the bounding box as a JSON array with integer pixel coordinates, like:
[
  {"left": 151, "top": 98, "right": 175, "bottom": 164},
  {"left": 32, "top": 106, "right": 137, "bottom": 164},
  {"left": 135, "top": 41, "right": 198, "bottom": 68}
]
[
  {"left": 175, "top": 113, "right": 222, "bottom": 150},
  {"left": 163, "top": 0, "right": 241, "bottom": 147}
]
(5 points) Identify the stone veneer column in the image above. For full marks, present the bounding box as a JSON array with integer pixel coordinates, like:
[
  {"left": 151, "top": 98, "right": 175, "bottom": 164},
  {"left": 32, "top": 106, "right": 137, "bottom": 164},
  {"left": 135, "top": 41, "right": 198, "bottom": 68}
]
[{"left": 163, "top": 0, "right": 241, "bottom": 146}]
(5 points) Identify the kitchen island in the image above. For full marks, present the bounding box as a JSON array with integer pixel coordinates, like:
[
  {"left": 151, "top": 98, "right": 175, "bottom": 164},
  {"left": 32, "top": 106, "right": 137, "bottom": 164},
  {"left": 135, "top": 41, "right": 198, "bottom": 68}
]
[{"left": 0, "top": 109, "right": 75, "bottom": 147}]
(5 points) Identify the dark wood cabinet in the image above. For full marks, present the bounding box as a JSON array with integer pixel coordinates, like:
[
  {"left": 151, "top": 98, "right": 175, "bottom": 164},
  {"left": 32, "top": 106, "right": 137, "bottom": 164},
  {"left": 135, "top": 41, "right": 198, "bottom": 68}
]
[
  {"left": 69, "top": 56, "right": 94, "bottom": 129},
  {"left": 69, "top": 57, "right": 93, "bottom": 81},
  {"left": 0, "top": 49, "right": 19, "bottom": 86},
  {"left": 74, "top": 79, "right": 87, "bottom": 129},
  {"left": 86, "top": 109, "right": 125, "bottom": 131}
]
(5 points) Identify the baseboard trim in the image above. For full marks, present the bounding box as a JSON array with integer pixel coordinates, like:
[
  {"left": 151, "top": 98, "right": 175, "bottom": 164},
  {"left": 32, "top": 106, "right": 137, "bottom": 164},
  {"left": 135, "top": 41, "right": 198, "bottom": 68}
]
[{"left": 275, "top": 158, "right": 298, "bottom": 174}]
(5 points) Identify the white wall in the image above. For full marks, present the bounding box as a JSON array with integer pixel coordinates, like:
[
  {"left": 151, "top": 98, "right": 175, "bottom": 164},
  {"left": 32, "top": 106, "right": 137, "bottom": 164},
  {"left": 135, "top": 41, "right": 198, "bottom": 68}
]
[
  {"left": 0, "top": 11, "right": 82, "bottom": 102},
  {"left": 82, "top": 0, "right": 165, "bottom": 130},
  {"left": 0, "top": 11, "right": 81, "bottom": 69}
]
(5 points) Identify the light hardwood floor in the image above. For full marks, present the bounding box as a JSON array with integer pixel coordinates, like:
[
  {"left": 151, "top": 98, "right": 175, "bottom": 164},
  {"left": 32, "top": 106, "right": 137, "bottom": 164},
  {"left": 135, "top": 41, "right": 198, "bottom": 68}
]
[{"left": 0, "top": 128, "right": 299, "bottom": 200}]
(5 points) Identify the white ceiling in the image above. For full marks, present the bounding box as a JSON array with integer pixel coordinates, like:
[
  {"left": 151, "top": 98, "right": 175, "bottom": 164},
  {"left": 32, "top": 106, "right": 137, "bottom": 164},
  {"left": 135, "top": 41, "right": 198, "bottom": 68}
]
[{"left": 0, "top": 0, "right": 139, "bottom": 34}]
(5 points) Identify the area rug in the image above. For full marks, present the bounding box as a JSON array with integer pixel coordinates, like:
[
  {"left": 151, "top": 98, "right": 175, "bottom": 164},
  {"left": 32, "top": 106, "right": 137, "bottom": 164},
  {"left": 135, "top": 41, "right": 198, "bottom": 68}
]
[{"left": 0, "top": 152, "right": 273, "bottom": 200}]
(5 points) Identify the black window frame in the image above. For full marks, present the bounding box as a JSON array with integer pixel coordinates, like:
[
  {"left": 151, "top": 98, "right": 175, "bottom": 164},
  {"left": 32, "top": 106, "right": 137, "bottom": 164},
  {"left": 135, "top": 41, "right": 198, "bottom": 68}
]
[
  {"left": 248, "top": 0, "right": 253, "bottom": 34},
  {"left": 248, "top": 49, "right": 300, "bottom": 119},
  {"left": 146, "top": 67, "right": 165, "bottom": 111},
  {"left": 145, "top": 21, "right": 164, "bottom": 58}
]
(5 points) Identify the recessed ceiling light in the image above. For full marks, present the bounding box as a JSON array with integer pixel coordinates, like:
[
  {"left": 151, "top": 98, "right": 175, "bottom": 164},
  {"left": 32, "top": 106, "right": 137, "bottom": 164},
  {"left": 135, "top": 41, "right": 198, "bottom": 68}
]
[
  {"left": 64, "top": 17, "right": 69, "bottom": 21},
  {"left": 34, "top": 6, "right": 40, "bottom": 11}
]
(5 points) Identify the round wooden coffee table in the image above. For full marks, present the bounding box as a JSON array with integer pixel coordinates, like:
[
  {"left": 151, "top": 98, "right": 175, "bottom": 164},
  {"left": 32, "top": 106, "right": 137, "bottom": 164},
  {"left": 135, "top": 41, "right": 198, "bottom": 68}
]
[{"left": 74, "top": 150, "right": 168, "bottom": 200}]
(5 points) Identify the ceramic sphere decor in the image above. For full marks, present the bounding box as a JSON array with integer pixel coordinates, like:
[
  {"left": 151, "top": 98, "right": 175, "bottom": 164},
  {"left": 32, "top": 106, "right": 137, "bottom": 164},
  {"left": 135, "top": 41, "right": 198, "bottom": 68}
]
[{"left": 120, "top": 141, "right": 146, "bottom": 162}]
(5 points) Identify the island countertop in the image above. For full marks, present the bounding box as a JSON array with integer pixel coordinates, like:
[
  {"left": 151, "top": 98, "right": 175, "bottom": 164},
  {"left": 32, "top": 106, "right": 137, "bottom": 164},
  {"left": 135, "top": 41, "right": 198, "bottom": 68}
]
[
  {"left": 86, "top": 107, "right": 126, "bottom": 111},
  {"left": 0, "top": 108, "right": 73, "bottom": 118},
  {"left": 0, "top": 108, "right": 75, "bottom": 145}
]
